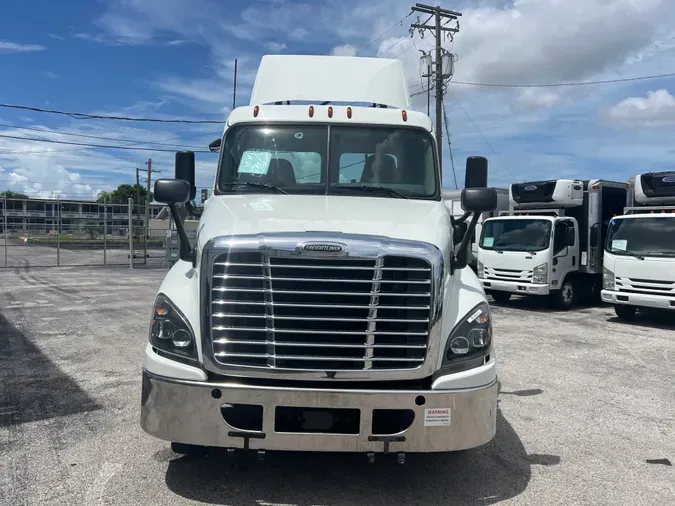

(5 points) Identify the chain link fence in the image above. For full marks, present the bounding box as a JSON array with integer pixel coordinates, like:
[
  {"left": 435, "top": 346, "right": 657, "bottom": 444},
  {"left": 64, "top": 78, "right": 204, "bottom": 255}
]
[{"left": 1, "top": 196, "right": 169, "bottom": 270}]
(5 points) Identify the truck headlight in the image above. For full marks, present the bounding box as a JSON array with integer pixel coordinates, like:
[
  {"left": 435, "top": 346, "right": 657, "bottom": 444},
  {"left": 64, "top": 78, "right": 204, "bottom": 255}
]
[
  {"left": 533, "top": 263, "right": 548, "bottom": 284},
  {"left": 477, "top": 260, "right": 485, "bottom": 279},
  {"left": 149, "top": 294, "right": 197, "bottom": 361},
  {"left": 603, "top": 267, "right": 615, "bottom": 290},
  {"left": 443, "top": 302, "right": 492, "bottom": 366}
]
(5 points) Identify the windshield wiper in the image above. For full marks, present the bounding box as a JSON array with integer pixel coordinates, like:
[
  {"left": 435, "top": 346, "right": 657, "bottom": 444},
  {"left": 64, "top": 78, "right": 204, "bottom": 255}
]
[
  {"left": 223, "top": 181, "right": 288, "bottom": 194},
  {"left": 333, "top": 184, "right": 408, "bottom": 199},
  {"left": 618, "top": 250, "right": 645, "bottom": 260}
]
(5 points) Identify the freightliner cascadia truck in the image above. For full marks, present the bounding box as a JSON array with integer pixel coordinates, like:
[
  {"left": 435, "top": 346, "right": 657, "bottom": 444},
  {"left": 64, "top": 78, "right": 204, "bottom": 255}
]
[
  {"left": 602, "top": 171, "right": 675, "bottom": 320},
  {"left": 140, "top": 55, "right": 499, "bottom": 462},
  {"left": 476, "top": 178, "right": 626, "bottom": 309}
]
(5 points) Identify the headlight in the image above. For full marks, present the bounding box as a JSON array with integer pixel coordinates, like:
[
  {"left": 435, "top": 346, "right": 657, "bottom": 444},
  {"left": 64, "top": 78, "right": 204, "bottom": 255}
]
[
  {"left": 603, "top": 267, "right": 615, "bottom": 290},
  {"left": 443, "top": 302, "right": 492, "bottom": 367},
  {"left": 533, "top": 262, "right": 548, "bottom": 284},
  {"left": 477, "top": 260, "right": 485, "bottom": 279},
  {"left": 149, "top": 294, "right": 197, "bottom": 361}
]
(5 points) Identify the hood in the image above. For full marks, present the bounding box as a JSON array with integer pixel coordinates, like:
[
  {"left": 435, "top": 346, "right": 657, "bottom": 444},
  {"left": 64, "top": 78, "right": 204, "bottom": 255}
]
[
  {"left": 196, "top": 194, "right": 451, "bottom": 251},
  {"left": 478, "top": 248, "right": 549, "bottom": 271},
  {"left": 606, "top": 253, "right": 675, "bottom": 282}
]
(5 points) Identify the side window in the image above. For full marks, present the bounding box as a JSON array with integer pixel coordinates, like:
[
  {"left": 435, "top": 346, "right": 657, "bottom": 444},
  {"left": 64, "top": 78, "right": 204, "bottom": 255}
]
[{"left": 553, "top": 222, "right": 574, "bottom": 254}]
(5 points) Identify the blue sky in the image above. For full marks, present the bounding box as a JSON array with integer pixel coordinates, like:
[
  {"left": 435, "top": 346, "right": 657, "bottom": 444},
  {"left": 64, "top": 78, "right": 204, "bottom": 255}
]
[{"left": 1, "top": 0, "right": 674, "bottom": 200}]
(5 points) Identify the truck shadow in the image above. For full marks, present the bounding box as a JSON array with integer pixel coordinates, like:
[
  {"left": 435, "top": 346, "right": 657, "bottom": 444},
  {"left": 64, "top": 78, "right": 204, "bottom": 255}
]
[
  {"left": 0, "top": 310, "right": 102, "bottom": 428},
  {"left": 164, "top": 408, "right": 545, "bottom": 505},
  {"left": 489, "top": 295, "right": 600, "bottom": 313},
  {"left": 606, "top": 313, "right": 675, "bottom": 331}
]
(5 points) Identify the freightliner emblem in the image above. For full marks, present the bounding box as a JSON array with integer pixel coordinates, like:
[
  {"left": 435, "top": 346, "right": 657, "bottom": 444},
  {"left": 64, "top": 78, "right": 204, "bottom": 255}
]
[
  {"left": 297, "top": 242, "right": 348, "bottom": 256},
  {"left": 524, "top": 185, "right": 538, "bottom": 191},
  {"left": 663, "top": 176, "right": 675, "bottom": 183}
]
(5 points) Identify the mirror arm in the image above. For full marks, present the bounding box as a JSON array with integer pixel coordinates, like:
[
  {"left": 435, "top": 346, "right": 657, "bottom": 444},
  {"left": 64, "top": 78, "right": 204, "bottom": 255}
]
[
  {"left": 451, "top": 212, "right": 471, "bottom": 226},
  {"left": 454, "top": 212, "right": 481, "bottom": 268},
  {"left": 168, "top": 203, "right": 194, "bottom": 264}
]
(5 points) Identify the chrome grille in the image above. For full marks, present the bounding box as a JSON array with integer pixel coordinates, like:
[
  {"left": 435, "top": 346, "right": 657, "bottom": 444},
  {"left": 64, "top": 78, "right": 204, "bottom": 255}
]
[{"left": 209, "top": 251, "right": 432, "bottom": 371}]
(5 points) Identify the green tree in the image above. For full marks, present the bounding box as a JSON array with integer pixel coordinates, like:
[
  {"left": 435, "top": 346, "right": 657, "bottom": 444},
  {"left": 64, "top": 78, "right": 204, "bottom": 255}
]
[
  {"left": 0, "top": 190, "right": 29, "bottom": 199},
  {"left": 96, "top": 184, "right": 152, "bottom": 204}
]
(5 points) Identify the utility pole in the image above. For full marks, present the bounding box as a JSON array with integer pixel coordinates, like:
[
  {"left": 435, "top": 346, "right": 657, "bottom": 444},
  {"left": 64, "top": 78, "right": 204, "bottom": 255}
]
[
  {"left": 410, "top": 3, "right": 461, "bottom": 181},
  {"left": 135, "top": 168, "right": 141, "bottom": 207},
  {"left": 143, "top": 158, "right": 161, "bottom": 261},
  {"left": 233, "top": 59, "right": 238, "bottom": 110}
]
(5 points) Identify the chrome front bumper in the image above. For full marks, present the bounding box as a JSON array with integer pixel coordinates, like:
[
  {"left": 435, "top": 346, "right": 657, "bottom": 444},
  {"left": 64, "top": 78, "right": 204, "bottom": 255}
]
[{"left": 140, "top": 369, "right": 498, "bottom": 453}]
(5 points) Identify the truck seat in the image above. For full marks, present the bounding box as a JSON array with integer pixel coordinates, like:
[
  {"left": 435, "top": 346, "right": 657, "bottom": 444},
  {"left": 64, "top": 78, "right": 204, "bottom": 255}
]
[{"left": 267, "top": 158, "right": 297, "bottom": 186}]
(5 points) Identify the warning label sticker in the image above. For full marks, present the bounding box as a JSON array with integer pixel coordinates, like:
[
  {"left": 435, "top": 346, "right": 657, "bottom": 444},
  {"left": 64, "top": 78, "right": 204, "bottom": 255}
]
[{"left": 424, "top": 408, "right": 451, "bottom": 427}]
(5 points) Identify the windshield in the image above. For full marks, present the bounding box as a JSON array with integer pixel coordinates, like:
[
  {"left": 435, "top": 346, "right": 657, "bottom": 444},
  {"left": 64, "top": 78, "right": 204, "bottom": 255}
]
[
  {"left": 216, "top": 124, "right": 439, "bottom": 199},
  {"left": 480, "top": 219, "right": 552, "bottom": 252},
  {"left": 606, "top": 217, "right": 675, "bottom": 257}
]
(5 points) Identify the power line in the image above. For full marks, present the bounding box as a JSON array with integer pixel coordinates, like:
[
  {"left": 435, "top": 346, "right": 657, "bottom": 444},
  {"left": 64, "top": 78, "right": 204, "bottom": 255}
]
[
  {"left": 0, "top": 134, "right": 214, "bottom": 153},
  {"left": 447, "top": 90, "right": 516, "bottom": 182},
  {"left": 0, "top": 122, "right": 208, "bottom": 150},
  {"left": 449, "top": 71, "right": 675, "bottom": 88},
  {"left": 0, "top": 103, "right": 225, "bottom": 124},
  {"left": 355, "top": 12, "right": 414, "bottom": 56}
]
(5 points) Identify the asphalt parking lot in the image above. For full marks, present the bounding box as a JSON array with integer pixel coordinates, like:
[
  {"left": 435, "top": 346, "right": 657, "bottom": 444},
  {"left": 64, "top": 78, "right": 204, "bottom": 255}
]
[{"left": 1, "top": 266, "right": 673, "bottom": 505}]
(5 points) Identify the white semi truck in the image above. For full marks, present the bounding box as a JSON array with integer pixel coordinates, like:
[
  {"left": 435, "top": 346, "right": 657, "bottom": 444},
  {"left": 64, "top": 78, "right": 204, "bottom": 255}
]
[
  {"left": 601, "top": 171, "right": 675, "bottom": 320},
  {"left": 140, "top": 55, "right": 499, "bottom": 461},
  {"left": 443, "top": 188, "right": 509, "bottom": 271},
  {"left": 476, "top": 178, "right": 626, "bottom": 309}
]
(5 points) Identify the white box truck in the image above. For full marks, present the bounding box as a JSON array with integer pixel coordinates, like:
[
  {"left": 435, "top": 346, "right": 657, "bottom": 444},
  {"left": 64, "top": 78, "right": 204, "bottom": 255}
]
[
  {"left": 443, "top": 188, "right": 509, "bottom": 271},
  {"left": 476, "top": 178, "right": 626, "bottom": 309},
  {"left": 601, "top": 171, "right": 675, "bottom": 320},
  {"left": 140, "top": 55, "right": 500, "bottom": 461}
]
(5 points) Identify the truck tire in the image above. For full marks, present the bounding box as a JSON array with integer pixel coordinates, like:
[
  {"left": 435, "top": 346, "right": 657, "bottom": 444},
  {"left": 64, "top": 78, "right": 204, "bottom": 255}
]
[
  {"left": 614, "top": 305, "right": 637, "bottom": 321},
  {"left": 171, "top": 442, "right": 208, "bottom": 457},
  {"left": 550, "top": 279, "right": 577, "bottom": 310},
  {"left": 490, "top": 291, "right": 511, "bottom": 304}
]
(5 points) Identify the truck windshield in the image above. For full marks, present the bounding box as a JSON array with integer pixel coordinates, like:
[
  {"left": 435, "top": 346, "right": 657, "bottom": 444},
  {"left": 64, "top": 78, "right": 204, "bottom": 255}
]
[
  {"left": 480, "top": 219, "right": 552, "bottom": 252},
  {"left": 606, "top": 217, "right": 675, "bottom": 257},
  {"left": 216, "top": 124, "right": 439, "bottom": 199}
]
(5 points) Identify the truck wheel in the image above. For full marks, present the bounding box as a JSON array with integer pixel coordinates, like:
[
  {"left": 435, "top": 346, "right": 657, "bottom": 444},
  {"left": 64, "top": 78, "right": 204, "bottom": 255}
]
[
  {"left": 614, "top": 305, "right": 637, "bottom": 321},
  {"left": 490, "top": 291, "right": 511, "bottom": 304},
  {"left": 551, "top": 279, "right": 577, "bottom": 310},
  {"left": 171, "top": 442, "right": 208, "bottom": 457}
]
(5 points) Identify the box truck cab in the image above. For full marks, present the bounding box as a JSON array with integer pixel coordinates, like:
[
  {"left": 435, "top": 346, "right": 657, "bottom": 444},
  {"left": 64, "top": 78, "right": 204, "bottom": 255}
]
[
  {"left": 140, "top": 55, "right": 500, "bottom": 461},
  {"left": 476, "top": 178, "right": 626, "bottom": 309},
  {"left": 601, "top": 171, "right": 675, "bottom": 320}
]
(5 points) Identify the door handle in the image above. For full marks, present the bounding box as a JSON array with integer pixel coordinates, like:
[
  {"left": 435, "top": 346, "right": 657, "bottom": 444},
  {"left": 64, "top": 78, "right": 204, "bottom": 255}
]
[{"left": 572, "top": 256, "right": 576, "bottom": 266}]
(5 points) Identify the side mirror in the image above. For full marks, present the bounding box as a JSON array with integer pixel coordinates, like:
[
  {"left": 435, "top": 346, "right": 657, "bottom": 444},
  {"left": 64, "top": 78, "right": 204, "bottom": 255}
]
[
  {"left": 154, "top": 179, "right": 193, "bottom": 264},
  {"left": 461, "top": 188, "right": 498, "bottom": 213},
  {"left": 465, "top": 156, "right": 488, "bottom": 188},
  {"left": 209, "top": 138, "right": 222, "bottom": 153},
  {"left": 175, "top": 151, "right": 196, "bottom": 201},
  {"left": 154, "top": 179, "right": 191, "bottom": 205}
]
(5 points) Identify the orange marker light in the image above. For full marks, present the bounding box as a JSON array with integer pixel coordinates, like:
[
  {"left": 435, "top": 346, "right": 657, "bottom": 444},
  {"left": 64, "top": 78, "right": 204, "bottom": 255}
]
[
  {"left": 402, "top": 110, "right": 408, "bottom": 122},
  {"left": 347, "top": 106, "right": 352, "bottom": 119},
  {"left": 253, "top": 105, "right": 259, "bottom": 117},
  {"left": 328, "top": 106, "right": 333, "bottom": 118},
  {"left": 309, "top": 105, "right": 314, "bottom": 118}
]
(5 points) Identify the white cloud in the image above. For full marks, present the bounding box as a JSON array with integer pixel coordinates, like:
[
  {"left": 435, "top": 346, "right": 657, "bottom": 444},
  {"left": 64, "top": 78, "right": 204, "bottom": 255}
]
[
  {"left": 331, "top": 44, "right": 357, "bottom": 57},
  {"left": 265, "top": 41, "right": 287, "bottom": 53},
  {"left": 47, "top": 34, "right": 65, "bottom": 41},
  {"left": 604, "top": 89, "right": 675, "bottom": 128},
  {"left": 41, "top": 71, "right": 58, "bottom": 80},
  {"left": 0, "top": 40, "right": 46, "bottom": 53}
]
